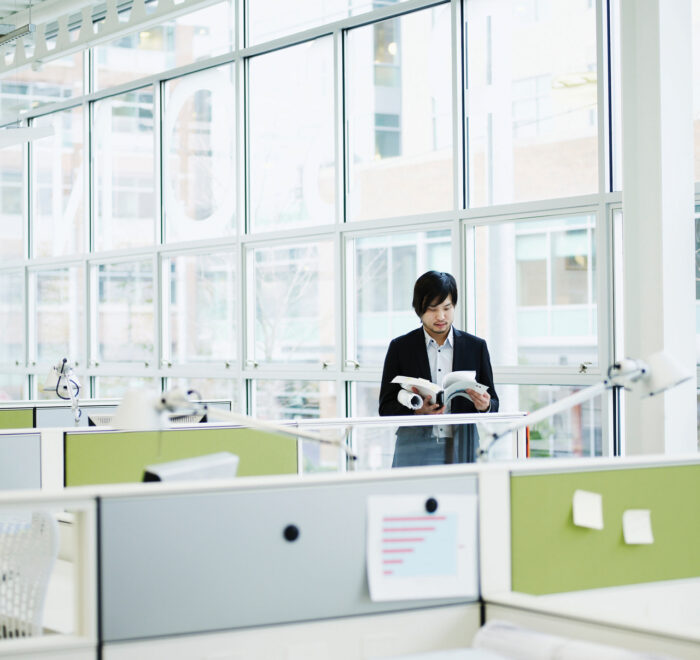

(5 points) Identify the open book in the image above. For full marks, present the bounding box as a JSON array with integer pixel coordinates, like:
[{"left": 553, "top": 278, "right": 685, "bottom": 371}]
[{"left": 392, "top": 371, "right": 489, "bottom": 410}]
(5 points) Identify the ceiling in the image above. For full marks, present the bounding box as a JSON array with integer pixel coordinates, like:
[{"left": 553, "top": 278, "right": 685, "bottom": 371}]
[{"left": 0, "top": 0, "right": 66, "bottom": 26}]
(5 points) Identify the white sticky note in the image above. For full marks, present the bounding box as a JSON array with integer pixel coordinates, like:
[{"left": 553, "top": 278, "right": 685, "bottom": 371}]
[
  {"left": 366, "top": 494, "right": 478, "bottom": 602},
  {"left": 622, "top": 509, "right": 654, "bottom": 544},
  {"left": 572, "top": 489, "right": 604, "bottom": 530}
]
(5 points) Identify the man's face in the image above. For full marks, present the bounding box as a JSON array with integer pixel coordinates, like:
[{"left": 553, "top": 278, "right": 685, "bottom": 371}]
[{"left": 420, "top": 294, "right": 454, "bottom": 340}]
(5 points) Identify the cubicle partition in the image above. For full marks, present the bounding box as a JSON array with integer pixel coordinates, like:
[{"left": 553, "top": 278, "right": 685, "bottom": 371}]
[
  {"left": 0, "top": 456, "right": 699, "bottom": 659},
  {"left": 510, "top": 462, "right": 700, "bottom": 594},
  {"left": 63, "top": 427, "right": 299, "bottom": 485},
  {"left": 0, "top": 399, "right": 233, "bottom": 430},
  {"left": 0, "top": 408, "right": 34, "bottom": 430},
  {"left": 479, "top": 455, "right": 700, "bottom": 659},
  {"left": 0, "top": 431, "right": 41, "bottom": 490},
  {"left": 0, "top": 489, "right": 97, "bottom": 659},
  {"left": 97, "top": 469, "right": 481, "bottom": 657}
]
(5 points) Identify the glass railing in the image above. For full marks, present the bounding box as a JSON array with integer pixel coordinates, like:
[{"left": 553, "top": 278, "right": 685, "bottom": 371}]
[{"left": 287, "top": 412, "right": 529, "bottom": 473}]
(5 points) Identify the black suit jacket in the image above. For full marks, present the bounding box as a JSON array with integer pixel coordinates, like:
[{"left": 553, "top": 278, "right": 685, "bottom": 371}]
[{"left": 378, "top": 326, "right": 499, "bottom": 416}]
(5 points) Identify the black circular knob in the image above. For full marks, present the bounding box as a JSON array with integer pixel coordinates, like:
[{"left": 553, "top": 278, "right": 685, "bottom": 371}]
[
  {"left": 283, "top": 524, "right": 300, "bottom": 542},
  {"left": 425, "top": 497, "right": 438, "bottom": 513}
]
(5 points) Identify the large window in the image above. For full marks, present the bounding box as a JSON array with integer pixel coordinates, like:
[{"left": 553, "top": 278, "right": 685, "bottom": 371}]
[
  {"left": 92, "top": 260, "right": 155, "bottom": 364},
  {"left": 32, "top": 108, "right": 85, "bottom": 257},
  {"left": 248, "top": 37, "right": 335, "bottom": 232},
  {"left": 473, "top": 213, "right": 597, "bottom": 368},
  {"left": 250, "top": 241, "right": 335, "bottom": 366},
  {"left": 247, "top": 0, "right": 412, "bottom": 46},
  {"left": 32, "top": 267, "right": 85, "bottom": 366},
  {"left": 93, "top": 2, "right": 234, "bottom": 91},
  {"left": 163, "top": 65, "right": 236, "bottom": 242},
  {"left": 93, "top": 89, "right": 156, "bottom": 251},
  {"left": 0, "top": 145, "right": 24, "bottom": 260},
  {"left": 465, "top": 0, "right": 598, "bottom": 206},
  {"left": 0, "top": 54, "right": 83, "bottom": 117},
  {"left": 345, "top": 5, "right": 454, "bottom": 221},
  {"left": 163, "top": 251, "right": 237, "bottom": 366},
  {"left": 0, "top": 0, "right": 633, "bottom": 457},
  {"left": 347, "top": 229, "right": 452, "bottom": 367},
  {"left": 0, "top": 270, "right": 24, "bottom": 367}
]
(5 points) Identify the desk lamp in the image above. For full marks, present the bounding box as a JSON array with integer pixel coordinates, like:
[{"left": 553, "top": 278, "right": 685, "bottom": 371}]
[
  {"left": 41, "top": 358, "right": 82, "bottom": 424},
  {"left": 478, "top": 350, "right": 692, "bottom": 460},
  {"left": 113, "top": 387, "right": 357, "bottom": 461}
]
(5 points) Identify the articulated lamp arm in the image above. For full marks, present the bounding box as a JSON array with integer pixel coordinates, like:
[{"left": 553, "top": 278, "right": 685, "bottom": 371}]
[{"left": 478, "top": 352, "right": 690, "bottom": 460}]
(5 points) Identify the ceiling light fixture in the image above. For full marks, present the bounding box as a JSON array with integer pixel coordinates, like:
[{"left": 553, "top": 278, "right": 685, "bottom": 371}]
[{"left": 0, "top": 22, "right": 36, "bottom": 48}]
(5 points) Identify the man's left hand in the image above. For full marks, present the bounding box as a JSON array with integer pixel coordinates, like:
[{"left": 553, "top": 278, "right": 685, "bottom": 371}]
[{"left": 467, "top": 389, "right": 490, "bottom": 412}]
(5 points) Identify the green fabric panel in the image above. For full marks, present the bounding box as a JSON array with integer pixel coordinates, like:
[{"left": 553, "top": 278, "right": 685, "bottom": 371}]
[
  {"left": 511, "top": 465, "right": 700, "bottom": 594},
  {"left": 0, "top": 409, "right": 34, "bottom": 429},
  {"left": 65, "top": 428, "right": 298, "bottom": 486}
]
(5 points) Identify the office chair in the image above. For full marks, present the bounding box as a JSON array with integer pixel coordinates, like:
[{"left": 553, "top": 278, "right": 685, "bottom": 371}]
[{"left": 0, "top": 511, "right": 59, "bottom": 638}]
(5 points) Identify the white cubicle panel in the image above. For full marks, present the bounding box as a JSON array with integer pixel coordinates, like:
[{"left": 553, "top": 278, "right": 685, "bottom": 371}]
[
  {"left": 102, "top": 603, "right": 482, "bottom": 660},
  {"left": 0, "top": 432, "right": 41, "bottom": 490},
  {"left": 97, "top": 470, "right": 480, "bottom": 644},
  {"left": 34, "top": 405, "right": 118, "bottom": 428},
  {"left": 0, "top": 491, "right": 98, "bottom": 659}
]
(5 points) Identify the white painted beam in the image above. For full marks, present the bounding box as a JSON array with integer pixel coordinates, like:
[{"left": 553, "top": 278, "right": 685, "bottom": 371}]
[{"left": 620, "top": 0, "right": 697, "bottom": 454}]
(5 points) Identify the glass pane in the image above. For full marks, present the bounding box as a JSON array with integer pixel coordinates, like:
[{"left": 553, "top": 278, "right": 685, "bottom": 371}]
[
  {"left": 164, "top": 251, "right": 237, "bottom": 365},
  {"left": 610, "top": 0, "right": 622, "bottom": 190},
  {"left": 694, "top": 0, "right": 700, "bottom": 181},
  {"left": 0, "top": 144, "right": 24, "bottom": 260},
  {"left": 349, "top": 380, "right": 398, "bottom": 469},
  {"left": 696, "top": 206, "right": 700, "bottom": 364},
  {"left": 32, "top": 108, "right": 85, "bottom": 257},
  {"left": 349, "top": 229, "right": 452, "bottom": 367},
  {"left": 94, "top": 260, "right": 154, "bottom": 363},
  {"left": 34, "top": 267, "right": 85, "bottom": 365},
  {"left": 474, "top": 214, "right": 597, "bottom": 368},
  {"left": 351, "top": 381, "right": 381, "bottom": 417},
  {"left": 163, "top": 65, "right": 236, "bottom": 242},
  {"left": 93, "top": 2, "right": 234, "bottom": 90},
  {"left": 251, "top": 379, "right": 338, "bottom": 473},
  {"left": 248, "top": 37, "right": 335, "bottom": 232},
  {"left": 247, "top": 0, "right": 411, "bottom": 45},
  {"left": 466, "top": 0, "right": 598, "bottom": 206},
  {"left": 251, "top": 379, "right": 337, "bottom": 419},
  {"left": 251, "top": 241, "right": 335, "bottom": 364},
  {"left": 346, "top": 5, "right": 453, "bottom": 221},
  {"left": 0, "top": 54, "right": 83, "bottom": 117},
  {"left": 94, "top": 89, "right": 155, "bottom": 251},
  {"left": 499, "top": 383, "right": 603, "bottom": 457},
  {"left": 0, "top": 270, "right": 24, "bottom": 365},
  {"left": 167, "top": 377, "right": 239, "bottom": 408},
  {"left": 94, "top": 376, "right": 157, "bottom": 398},
  {"left": 0, "top": 374, "right": 25, "bottom": 400}
]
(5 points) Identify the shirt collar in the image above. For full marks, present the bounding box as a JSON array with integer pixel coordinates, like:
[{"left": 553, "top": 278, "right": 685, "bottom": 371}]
[{"left": 423, "top": 326, "right": 454, "bottom": 349}]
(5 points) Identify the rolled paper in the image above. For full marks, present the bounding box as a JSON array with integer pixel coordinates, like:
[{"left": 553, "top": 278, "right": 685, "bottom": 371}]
[{"left": 397, "top": 389, "right": 423, "bottom": 410}]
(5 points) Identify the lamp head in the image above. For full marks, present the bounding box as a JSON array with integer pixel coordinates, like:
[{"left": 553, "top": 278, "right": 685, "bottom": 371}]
[
  {"left": 638, "top": 350, "right": 692, "bottom": 397},
  {"left": 112, "top": 389, "right": 167, "bottom": 431},
  {"left": 41, "top": 358, "right": 80, "bottom": 398}
]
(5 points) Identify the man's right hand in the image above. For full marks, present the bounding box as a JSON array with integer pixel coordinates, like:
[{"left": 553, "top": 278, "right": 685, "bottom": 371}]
[{"left": 412, "top": 388, "right": 445, "bottom": 415}]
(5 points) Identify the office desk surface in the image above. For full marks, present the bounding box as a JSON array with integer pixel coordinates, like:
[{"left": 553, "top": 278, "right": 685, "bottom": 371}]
[{"left": 487, "top": 577, "right": 700, "bottom": 644}]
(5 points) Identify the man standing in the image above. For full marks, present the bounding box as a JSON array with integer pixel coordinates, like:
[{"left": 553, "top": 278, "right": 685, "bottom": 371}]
[{"left": 379, "top": 271, "right": 498, "bottom": 466}]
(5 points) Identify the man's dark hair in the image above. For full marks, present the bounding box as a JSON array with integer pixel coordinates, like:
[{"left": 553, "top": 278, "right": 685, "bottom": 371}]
[{"left": 412, "top": 271, "right": 458, "bottom": 317}]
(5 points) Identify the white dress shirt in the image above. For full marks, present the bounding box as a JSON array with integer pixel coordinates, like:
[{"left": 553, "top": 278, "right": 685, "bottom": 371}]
[{"left": 424, "top": 327, "right": 453, "bottom": 438}]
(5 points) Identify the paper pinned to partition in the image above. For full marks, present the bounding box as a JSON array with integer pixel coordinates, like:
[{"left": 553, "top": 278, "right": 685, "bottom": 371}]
[
  {"left": 366, "top": 494, "right": 478, "bottom": 602},
  {"left": 622, "top": 509, "right": 654, "bottom": 545},
  {"left": 572, "top": 489, "right": 604, "bottom": 530}
]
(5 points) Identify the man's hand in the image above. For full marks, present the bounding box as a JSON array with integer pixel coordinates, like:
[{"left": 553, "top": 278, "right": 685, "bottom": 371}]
[
  {"left": 467, "top": 388, "right": 490, "bottom": 412},
  {"left": 412, "top": 388, "right": 445, "bottom": 415}
]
